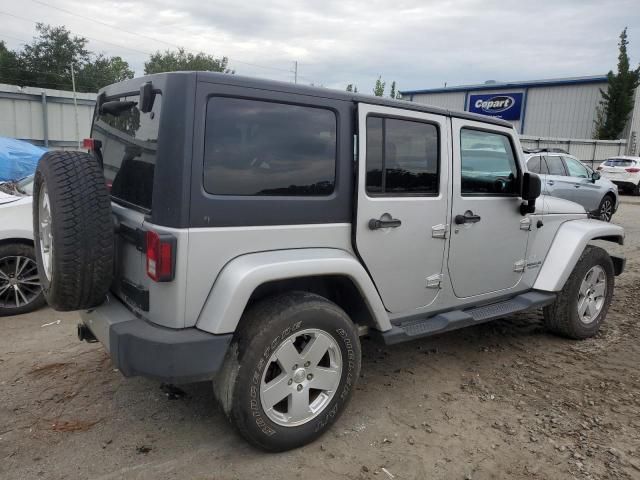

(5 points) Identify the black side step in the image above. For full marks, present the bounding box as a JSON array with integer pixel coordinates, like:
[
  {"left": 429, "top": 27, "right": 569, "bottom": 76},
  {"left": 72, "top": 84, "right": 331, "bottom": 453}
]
[{"left": 378, "top": 291, "right": 556, "bottom": 345}]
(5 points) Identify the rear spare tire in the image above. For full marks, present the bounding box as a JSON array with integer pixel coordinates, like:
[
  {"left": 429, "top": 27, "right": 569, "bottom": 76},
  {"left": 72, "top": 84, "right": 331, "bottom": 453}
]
[{"left": 33, "top": 151, "right": 114, "bottom": 311}]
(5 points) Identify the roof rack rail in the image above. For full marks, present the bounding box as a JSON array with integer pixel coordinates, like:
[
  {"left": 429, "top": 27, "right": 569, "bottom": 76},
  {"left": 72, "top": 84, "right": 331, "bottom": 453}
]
[{"left": 522, "top": 147, "right": 569, "bottom": 154}]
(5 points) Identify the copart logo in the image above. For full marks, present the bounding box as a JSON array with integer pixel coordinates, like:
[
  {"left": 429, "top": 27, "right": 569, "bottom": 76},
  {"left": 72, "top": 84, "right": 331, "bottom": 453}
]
[{"left": 475, "top": 96, "right": 515, "bottom": 114}]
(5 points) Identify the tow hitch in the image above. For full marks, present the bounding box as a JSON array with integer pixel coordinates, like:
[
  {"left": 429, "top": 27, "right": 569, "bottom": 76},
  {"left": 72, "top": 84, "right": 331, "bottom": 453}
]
[{"left": 77, "top": 323, "right": 97, "bottom": 343}]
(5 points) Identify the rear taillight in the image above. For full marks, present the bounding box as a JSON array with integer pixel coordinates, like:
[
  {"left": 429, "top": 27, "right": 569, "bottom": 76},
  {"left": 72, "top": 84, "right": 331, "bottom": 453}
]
[
  {"left": 146, "top": 231, "right": 176, "bottom": 282},
  {"left": 83, "top": 138, "right": 96, "bottom": 150},
  {"left": 625, "top": 167, "right": 640, "bottom": 173}
]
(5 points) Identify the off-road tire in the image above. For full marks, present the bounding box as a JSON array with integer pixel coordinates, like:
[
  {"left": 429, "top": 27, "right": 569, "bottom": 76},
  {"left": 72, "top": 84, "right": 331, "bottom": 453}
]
[
  {"left": 33, "top": 151, "right": 114, "bottom": 311},
  {"left": 214, "top": 292, "right": 361, "bottom": 452},
  {"left": 0, "top": 243, "right": 46, "bottom": 316},
  {"left": 543, "top": 246, "right": 614, "bottom": 339}
]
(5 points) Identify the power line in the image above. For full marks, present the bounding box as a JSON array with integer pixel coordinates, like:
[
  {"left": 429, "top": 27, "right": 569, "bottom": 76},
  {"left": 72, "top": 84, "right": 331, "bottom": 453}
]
[
  {"left": 26, "top": 0, "right": 297, "bottom": 75},
  {"left": 0, "top": 10, "right": 154, "bottom": 56}
]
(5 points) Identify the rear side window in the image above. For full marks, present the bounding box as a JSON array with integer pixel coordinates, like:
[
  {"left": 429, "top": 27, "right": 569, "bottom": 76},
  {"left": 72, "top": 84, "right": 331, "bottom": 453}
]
[
  {"left": 460, "top": 129, "right": 519, "bottom": 195},
  {"left": 365, "top": 116, "right": 439, "bottom": 195},
  {"left": 92, "top": 94, "right": 161, "bottom": 211},
  {"left": 203, "top": 97, "right": 336, "bottom": 196},
  {"left": 545, "top": 156, "right": 567, "bottom": 176}
]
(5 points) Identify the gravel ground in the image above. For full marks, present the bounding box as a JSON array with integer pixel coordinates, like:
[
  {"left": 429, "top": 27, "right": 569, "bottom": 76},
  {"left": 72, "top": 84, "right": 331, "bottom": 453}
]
[{"left": 1, "top": 197, "right": 639, "bottom": 480}]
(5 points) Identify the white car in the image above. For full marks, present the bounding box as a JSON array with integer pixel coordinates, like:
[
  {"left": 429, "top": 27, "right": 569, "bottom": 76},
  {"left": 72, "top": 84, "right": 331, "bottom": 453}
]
[
  {"left": 0, "top": 175, "right": 45, "bottom": 316},
  {"left": 597, "top": 156, "right": 640, "bottom": 196}
]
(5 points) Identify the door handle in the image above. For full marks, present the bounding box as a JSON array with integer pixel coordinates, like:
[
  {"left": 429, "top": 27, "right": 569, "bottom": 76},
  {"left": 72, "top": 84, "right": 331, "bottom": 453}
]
[
  {"left": 574, "top": 184, "right": 581, "bottom": 188},
  {"left": 547, "top": 180, "right": 555, "bottom": 185},
  {"left": 369, "top": 217, "right": 402, "bottom": 230},
  {"left": 454, "top": 211, "right": 481, "bottom": 225}
]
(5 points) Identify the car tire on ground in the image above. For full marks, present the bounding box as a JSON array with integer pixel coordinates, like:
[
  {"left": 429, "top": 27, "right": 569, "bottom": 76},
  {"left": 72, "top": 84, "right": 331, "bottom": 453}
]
[
  {"left": 543, "top": 246, "right": 614, "bottom": 339},
  {"left": 597, "top": 194, "right": 615, "bottom": 222},
  {"left": 33, "top": 151, "right": 114, "bottom": 311},
  {"left": 214, "top": 291, "right": 361, "bottom": 452},
  {"left": 633, "top": 183, "right": 640, "bottom": 196},
  {"left": 0, "top": 243, "right": 46, "bottom": 316}
]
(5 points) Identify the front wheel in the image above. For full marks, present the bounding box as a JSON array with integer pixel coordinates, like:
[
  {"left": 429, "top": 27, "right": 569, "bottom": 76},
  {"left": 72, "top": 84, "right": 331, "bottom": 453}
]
[
  {"left": 544, "top": 246, "right": 614, "bottom": 339},
  {"left": 597, "top": 195, "right": 614, "bottom": 222},
  {"left": 214, "top": 292, "right": 361, "bottom": 452}
]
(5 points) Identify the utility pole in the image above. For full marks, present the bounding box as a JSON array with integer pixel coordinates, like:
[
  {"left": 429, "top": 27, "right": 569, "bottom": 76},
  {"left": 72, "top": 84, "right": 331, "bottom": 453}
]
[
  {"left": 70, "top": 63, "right": 81, "bottom": 150},
  {"left": 294, "top": 61, "right": 298, "bottom": 84}
]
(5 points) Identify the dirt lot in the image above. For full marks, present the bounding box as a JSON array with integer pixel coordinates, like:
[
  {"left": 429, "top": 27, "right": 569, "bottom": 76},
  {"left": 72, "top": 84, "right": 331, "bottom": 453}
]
[{"left": 1, "top": 198, "right": 639, "bottom": 480}]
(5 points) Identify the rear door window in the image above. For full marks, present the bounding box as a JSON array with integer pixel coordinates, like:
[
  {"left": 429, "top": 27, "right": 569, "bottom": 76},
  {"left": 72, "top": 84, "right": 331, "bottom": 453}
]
[
  {"left": 527, "top": 156, "right": 542, "bottom": 173},
  {"left": 203, "top": 97, "right": 336, "bottom": 196},
  {"left": 544, "top": 155, "right": 567, "bottom": 176},
  {"left": 92, "top": 94, "right": 161, "bottom": 211},
  {"left": 365, "top": 116, "right": 439, "bottom": 195}
]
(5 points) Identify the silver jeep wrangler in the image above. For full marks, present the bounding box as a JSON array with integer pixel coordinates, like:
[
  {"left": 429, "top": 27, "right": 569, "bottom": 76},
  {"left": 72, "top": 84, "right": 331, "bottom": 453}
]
[{"left": 32, "top": 72, "right": 625, "bottom": 451}]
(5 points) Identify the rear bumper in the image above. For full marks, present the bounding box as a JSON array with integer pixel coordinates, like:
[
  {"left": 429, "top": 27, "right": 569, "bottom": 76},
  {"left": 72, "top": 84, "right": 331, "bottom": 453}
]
[
  {"left": 80, "top": 294, "right": 233, "bottom": 383},
  {"left": 611, "top": 180, "right": 638, "bottom": 190}
]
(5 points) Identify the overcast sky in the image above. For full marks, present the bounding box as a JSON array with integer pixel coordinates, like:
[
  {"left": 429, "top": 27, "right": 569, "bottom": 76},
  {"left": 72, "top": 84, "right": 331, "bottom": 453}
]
[{"left": 1, "top": 0, "right": 639, "bottom": 93}]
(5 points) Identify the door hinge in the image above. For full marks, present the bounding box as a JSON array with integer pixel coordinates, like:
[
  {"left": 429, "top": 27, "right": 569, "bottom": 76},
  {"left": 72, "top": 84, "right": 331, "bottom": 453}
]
[
  {"left": 426, "top": 273, "right": 444, "bottom": 289},
  {"left": 519, "top": 217, "right": 532, "bottom": 231},
  {"left": 431, "top": 224, "right": 449, "bottom": 239},
  {"left": 513, "top": 259, "right": 527, "bottom": 273}
]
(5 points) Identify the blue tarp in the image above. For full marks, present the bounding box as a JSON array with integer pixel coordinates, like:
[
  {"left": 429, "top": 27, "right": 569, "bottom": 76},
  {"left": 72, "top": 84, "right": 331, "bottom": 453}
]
[{"left": 0, "top": 137, "right": 48, "bottom": 182}]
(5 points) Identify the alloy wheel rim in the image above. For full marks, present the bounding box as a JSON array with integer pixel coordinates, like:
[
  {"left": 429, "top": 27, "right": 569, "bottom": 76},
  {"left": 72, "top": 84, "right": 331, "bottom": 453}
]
[
  {"left": 577, "top": 265, "right": 607, "bottom": 324},
  {"left": 38, "top": 184, "right": 53, "bottom": 281},
  {"left": 0, "top": 256, "right": 42, "bottom": 309},
  {"left": 260, "top": 328, "right": 342, "bottom": 427},
  {"left": 600, "top": 199, "right": 612, "bottom": 222}
]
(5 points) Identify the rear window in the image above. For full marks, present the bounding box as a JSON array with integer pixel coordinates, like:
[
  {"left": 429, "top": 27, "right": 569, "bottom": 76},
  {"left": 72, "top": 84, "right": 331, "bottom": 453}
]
[
  {"left": 605, "top": 158, "right": 635, "bottom": 167},
  {"left": 203, "top": 97, "right": 336, "bottom": 196},
  {"left": 92, "top": 94, "right": 162, "bottom": 211}
]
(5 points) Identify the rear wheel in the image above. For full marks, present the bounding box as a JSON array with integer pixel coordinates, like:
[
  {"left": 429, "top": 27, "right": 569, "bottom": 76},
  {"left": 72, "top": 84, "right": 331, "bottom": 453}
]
[
  {"left": 214, "top": 292, "right": 361, "bottom": 452},
  {"left": 597, "top": 194, "right": 614, "bottom": 222},
  {"left": 543, "top": 246, "right": 614, "bottom": 339},
  {"left": 33, "top": 151, "right": 114, "bottom": 311},
  {"left": 0, "top": 243, "right": 46, "bottom": 316},
  {"left": 633, "top": 183, "right": 640, "bottom": 196}
]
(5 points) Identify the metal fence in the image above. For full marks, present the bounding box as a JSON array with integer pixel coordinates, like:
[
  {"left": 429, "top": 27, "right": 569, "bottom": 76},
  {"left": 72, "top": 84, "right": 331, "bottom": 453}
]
[
  {"left": 520, "top": 135, "right": 627, "bottom": 169},
  {"left": 0, "top": 83, "right": 96, "bottom": 151}
]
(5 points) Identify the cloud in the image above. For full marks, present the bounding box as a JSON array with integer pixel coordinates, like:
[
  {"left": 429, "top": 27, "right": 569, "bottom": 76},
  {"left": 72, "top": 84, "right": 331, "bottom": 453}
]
[{"left": 1, "top": 0, "right": 638, "bottom": 93}]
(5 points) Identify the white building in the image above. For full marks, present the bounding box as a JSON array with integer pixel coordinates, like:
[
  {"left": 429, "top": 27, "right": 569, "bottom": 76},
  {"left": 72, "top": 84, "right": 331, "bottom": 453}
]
[{"left": 400, "top": 76, "right": 639, "bottom": 156}]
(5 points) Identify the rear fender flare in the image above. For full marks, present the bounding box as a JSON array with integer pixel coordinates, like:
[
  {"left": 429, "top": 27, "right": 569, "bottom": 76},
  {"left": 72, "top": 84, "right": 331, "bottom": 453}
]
[
  {"left": 195, "top": 248, "right": 390, "bottom": 334},
  {"left": 533, "top": 219, "right": 624, "bottom": 292}
]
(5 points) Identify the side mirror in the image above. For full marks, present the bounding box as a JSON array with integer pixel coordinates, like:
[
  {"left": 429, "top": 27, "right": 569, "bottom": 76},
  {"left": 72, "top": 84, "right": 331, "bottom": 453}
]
[
  {"left": 139, "top": 81, "right": 156, "bottom": 113},
  {"left": 591, "top": 171, "right": 600, "bottom": 182},
  {"left": 520, "top": 172, "right": 541, "bottom": 215}
]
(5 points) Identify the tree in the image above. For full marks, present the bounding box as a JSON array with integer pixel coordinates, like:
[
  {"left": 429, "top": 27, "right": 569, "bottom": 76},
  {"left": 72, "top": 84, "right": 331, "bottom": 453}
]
[
  {"left": 144, "top": 48, "right": 233, "bottom": 75},
  {"left": 78, "top": 55, "right": 134, "bottom": 92},
  {"left": 390, "top": 81, "right": 400, "bottom": 99},
  {"left": 346, "top": 83, "right": 358, "bottom": 93},
  {"left": 0, "top": 41, "right": 21, "bottom": 85},
  {"left": 594, "top": 28, "right": 640, "bottom": 139},
  {"left": 1, "top": 24, "right": 134, "bottom": 92},
  {"left": 373, "top": 76, "right": 386, "bottom": 97}
]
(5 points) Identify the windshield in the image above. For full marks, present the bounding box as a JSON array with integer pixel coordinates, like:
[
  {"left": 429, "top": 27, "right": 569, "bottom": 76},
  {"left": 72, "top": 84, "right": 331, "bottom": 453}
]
[{"left": 92, "top": 93, "right": 161, "bottom": 211}]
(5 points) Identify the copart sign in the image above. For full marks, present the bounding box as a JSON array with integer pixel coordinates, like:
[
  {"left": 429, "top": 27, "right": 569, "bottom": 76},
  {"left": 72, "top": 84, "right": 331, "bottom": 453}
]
[{"left": 468, "top": 92, "right": 523, "bottom": 120}]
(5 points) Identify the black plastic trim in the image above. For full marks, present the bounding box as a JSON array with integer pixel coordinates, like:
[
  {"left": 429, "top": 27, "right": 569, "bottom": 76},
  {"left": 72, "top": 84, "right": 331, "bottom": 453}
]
[
  {"left": 611, "top": 255, "right": 625, "bottom": 276},
  {"left": 374, "top": 291, "right": 557, "bottom": 345},
  {"left": 107, "top": 320, "right": 233, "bottom": 383}
]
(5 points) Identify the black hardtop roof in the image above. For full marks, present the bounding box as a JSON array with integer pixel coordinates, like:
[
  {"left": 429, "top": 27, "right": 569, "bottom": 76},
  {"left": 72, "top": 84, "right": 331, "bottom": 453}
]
[{"left": 100, "top": 71, "right": 512, "bottom": 128}]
